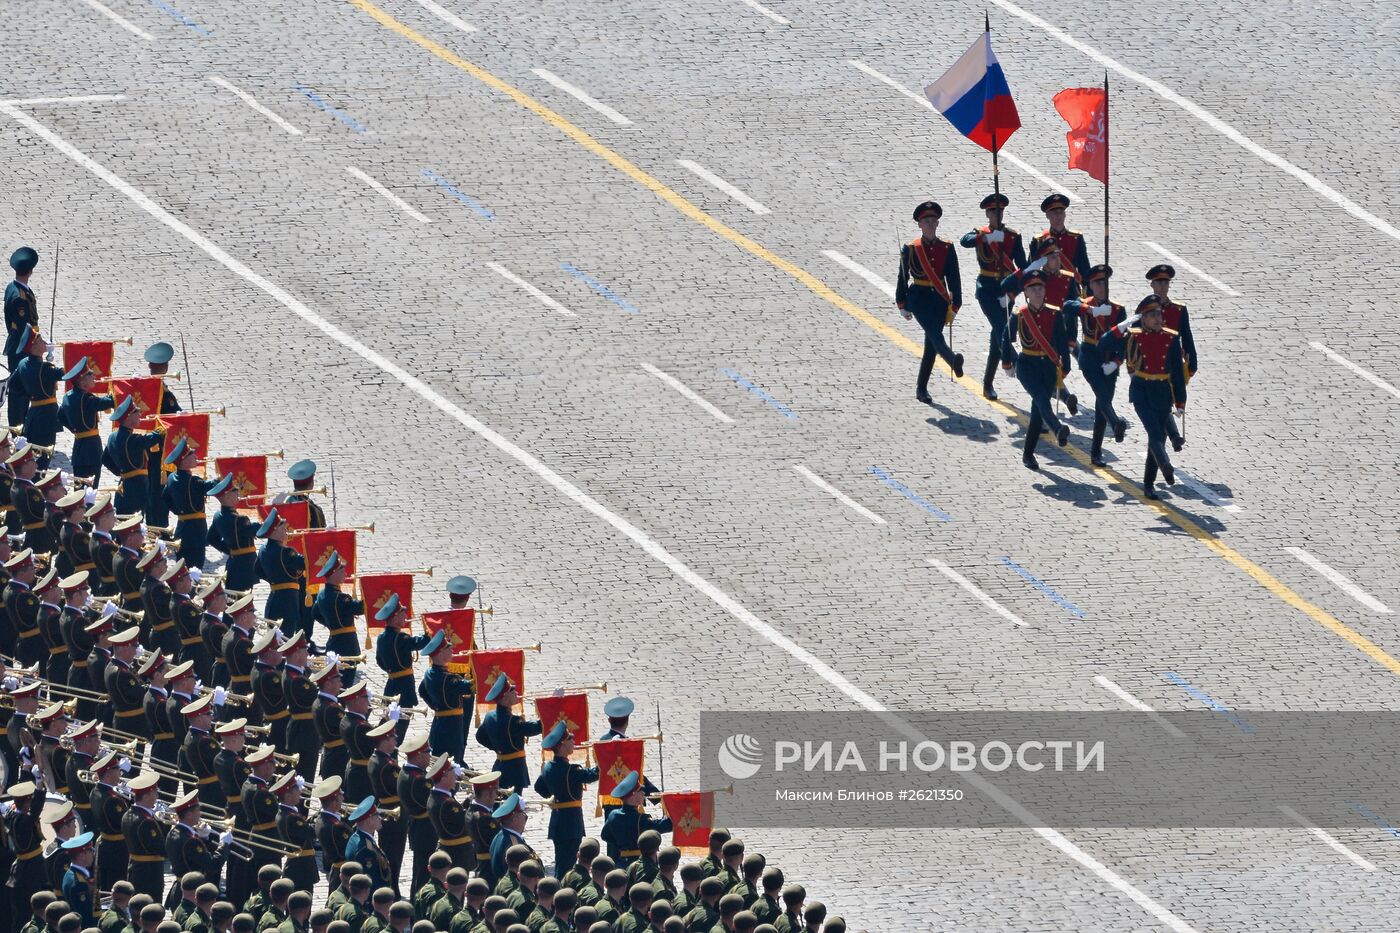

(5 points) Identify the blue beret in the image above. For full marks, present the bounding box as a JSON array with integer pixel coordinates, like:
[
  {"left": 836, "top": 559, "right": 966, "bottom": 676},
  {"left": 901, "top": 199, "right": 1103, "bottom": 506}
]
[
  {"left": 541, "top": 720, "right": 569, "bottom": 750},
  {"left": 208, "top": 472, "right": 234, "bottom": 496},
  {"left": 446, "top": 575, "right": 477, "bottom": 597},
  {"left": 612, "top": 770, "right": 640, "bottom": 799},
  {"left": 287, "top": 459, "right": 316, "bottom": 481},
  {"left": 349, "top": 796, "right": 377, "bottom": 822},
  {"left": 144, "top": 342, "right": 174, "bottom": 365},
  {"left": 255, "top": 508, "right": 280, "bottom": 539},
  {"left": 491, "top": 792, "right": 521, "bottom": 820},
  {"left": 162, "top": 437, "right": 188, "bottom": 465},
  {"left": 373, "top": 592, "right": 400, "bottom": 622},
  {"left": 61, "top": 830, "right": 95, "bottom": 850},
  {"left": 110, "top": 395, "right": 134, "bottom": 422},
  {"left": 484, "top": 672, "right": 511, "bottom": 703},
  {"left": 422, "top": 629, "right": 446, "bottom": 656},
  {"left": 17, "top": 324, "right": 36, "bottom": 354},
  {"left": 9, "top": 247, "right": 37, "bottom": 274},
  {"left": 62, "top": 356, "right": 89, "bottom": 382},
  {"left": 604, "top": 697, "right": 635, "bottom": 719},
  {"left": 317, "top": 550, "right": 340, "bottom": 579},
  {"left": 1040, "top": 193, "right": 1071, "bottom": 212}
]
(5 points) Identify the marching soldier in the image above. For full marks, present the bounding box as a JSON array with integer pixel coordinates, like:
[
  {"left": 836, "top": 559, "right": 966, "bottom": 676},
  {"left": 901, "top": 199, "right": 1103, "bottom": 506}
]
[
  {"left": 252, "top": 630, "right": 290, "bottom": 750},
  {"left": 85, "top": 614, "right": 116, "bottom": 726},
  {"left": 959, "top": 193, "right": 1027, "bottom": 400},
  {"left": 465, "top": 772, "right": 502, "bottom": 883},
  {"left": 61, "top": 832, "right": 99, "bottom": 929},
  {"left": 0, "top": 433, "right": 21, "bottom": 544},
  {"left": 284, "top": 460, "right": 327, "bottom": 529},
  {"left": 419, "top": 630, "right": 471, "bottom": 764},
  {"left": 344, "top": 797, "right": 392, "bottom": 894},
  {"left": 4, "top": 779, "right": 47, "bottom": 916},
  {"left": 339, "top": 682, "right": 375, "bottom": 804},
  {"left": 1000, "top": 242, "right": 1080, "bottom": 416},
  {"left": 101, "top": 397, "right": 161, "bottom": 519},
  {"left": 1103, "top": 295, "right": 1188, "bottom": 499},
  {"left": 163, "top": 442, "right": 223, "bottom": 570},
  {"left": 373, "top": 593, "right": 424, "bottom": 744},
  {"left": 5, "top": 247, "right": 40, "bottom": 427},
  {"left": 895, "top": 201, "right": 964, "bottom": 404},
  {"left": 87, "top": 494, "right": 119, "bottom": 598},
  {"left": 121, "top": 771, "right": 167, "bottom": 901},
  {"left": 1146, "top": 264, "right": 1196, "bottom": 452},
  {"left": 180, "top": 694, "right": 224, "bottom": 809},
  {"left": 445, "top": 574, "right": 477, "bottom": 610},
  {"left": 313, "top": 552, "right": 362, "bottom": 674},
  {"left": 106, "top": 626, "right": 149, "bottom": 735},
  {"left": 33, "top": 700, "right": 70, "bottom": 796},
  {"left": 312, "top": 662, "right": 348, "bottom": 780},
  {"left": 239, "top": 745, "right": 281, "bottom": 878},
  {"left": 273, "top": 771, "right": 317, "bottom": 893},
  {"left": 59, "top": 357, "right": 114, "bottom": 488},
  {"left": 166, "top": 790, "right": 226, "bottom": 902},
  {"left": 6, "top": 448, "right": 41, "bottom": 556},
  {"left": 166, "top": 660, "right": 198, "bottom": 749},
  {"left": 254, "top": 508, "right": 304, "bottom": 638},
  {"left": 600, "top": 772, "right": 671, "bottom": 871},
  {"left": 89, "top": 750, "right": 130, "bottom": 889},
  {"left": 535, "top": 721, "right": 597, "bottom": 880},
  {"left": 1064, "top": 264, "right": 1129, "bottom": 465},
  {"left": 596, "top": 697, "right": 657, "bottom": 816},
  {"left": 365, "top": 720, "right": 405, "bottom": 894},
  {"left": 141, "top": 342, "right": 181, "bottom": 528},
  {"left": 999, "top": 269, "right": 1073, "bottom": 471},
  {"left": 474, "top": 674, "right": 541, "bottom": 794},
  {"left": 208, "top": 477, "right": 258, "bottom": 592},
  {"left": 396, "top": 734, "right": 436, "bottom": 894},
  {"left": 137, "top": 546, "right": 178, "bottom": 658},
  {"left": 312, "top": 776, "right": 352, "bottom": 892},
  {"left": 280, "top": 632, "right": 320, "bottom": 781},
  {"left": 221, "top": 594, "right": 259, "bottom": 717},
  {"left": 425, "top": 754, "right": 473, "bottom": 872},
  {"left": 65, "top": 719, "right": 102, "bottom": 831},
  {"left": 62, "top": 574, "right": 101, "bottom": 722},
  {"left": 14, "top": 326, "right": 65, "bottom": 469},
  {"left": 3, "top": 546, "right": 42, "bottom": 666},
  {"left": 196, "top": 577, "right": 231, "bottom": 690}
]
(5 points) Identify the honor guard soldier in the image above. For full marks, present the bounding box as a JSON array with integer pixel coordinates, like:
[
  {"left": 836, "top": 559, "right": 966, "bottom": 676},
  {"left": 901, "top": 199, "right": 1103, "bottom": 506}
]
[
  {"left": 597, "top": 697, "right": 658, "bottom": 816},
  {"left": 107, "top": 625, "right": 150, "bottom": 734},
  {"left": 56, "top": 489, "right": 93, "bottom": 583},
  {"left": 5, "top": 247, "right": 40, "bottom": 426},
  {"left": 208, "top": 476, "right": 258, "bottom": 592},
  {"left": 959, "top": 193, "right": 1027, "bottom": 400},
  {"left": 221, "top": 594, "right": 259, "bottom": 710},
  {"left": 895, "top": 201, "right": 964, "bottom": 404},
  {"left": 488, "top": 794, "right": 535, "bottom": 884},
  {"left": 196, "top": 577, "right": 232, "bottom": 689},
  {"left": 446, "top": 574, "right": 477, "bottom": 610},
  {"left": 600, "top": 772, "right": 671, "bottom": 870},
  {"left": 535, "top": 721, "right": 597, "bottom": 881},
  {"left": 33, "top": 700, "right": 70, "bottom": 796},
  {"left": 344, "top": 797, "right": 392, "bottom": 894},
  {"left": 166, "top": 790, "right": 226, "bottom": 902},
  {"left": 284, "top": 460, "right": 327, "bottom": 530},
  {"left": 1105, "top": 295, "right": 1187, "bottom": 499},
  {"left": 1064, "top": 265, "right": 1129, "bottom": 465},
  {"left": 63, "top": 573, "right": 100, "bottom": 721},
  {"left": 339, "top": 681, "right": 376, "bottom": 804},
  {"left": 240, "top": 745, "right": 282, "bottom": 877},
  {"left": 180, "top": 694, "right": 224, "bottom": 809},
  {"left": 138, "top": 546, "right": 178, "bottom": 659},
  {"left": 280, "top": 632, "right": 320, "bottom": 781},
  {"left": 132, "top": 650, "right": 173, "bottom": 792},
  {"left": 14, "top": 326, "right": 64, "bottom": 469},
  {"left": 0, "top": 433, "right": 21, "bottom": 542},
  {"left": 474, "top": 674, "right": 542, "bottom": 794},
  {"left": 1029, "top": 194, "right": 1092, "bottom": 284},
  {"left": 1146, "top": 264, "right": 1196, "bottom": 451},
  {"left": 999, "top": 243, "right": 1080, "bottom": 416},
  {"left": 396, "top": 734, "right": 436, "bottom": 894},
  {"left": 140, "top": 342, "right": 181, "bottom": 528},
  {"left": 425, "top": 754, "right": 473, "bottom": 872},
  {"left": 122, "top": 771, "right": 167, "bottom": 900},
  {"left": 112, "top": 514, "right": 145, "bottom": 611},
  {"left": 373, "top": 593, "right": 425, "bottom": 743},
  {"left": 66, "top": 719, "right": 102, "bottom": 831},
  {"left": 102, "top": 397, "right": 162, "bottom": 518},
  {"left": 88, "top": 494, "right": 120, "bottom": 598},
  {"left": 85, "top": 615, "right": 117, "bottom": 725},
  {"left": 313, "top": 551, "right": 363, "bottom": 671},
  {"left": 60, "top": 357, "right": 115, "bottom": 487},
  {"left": 89, "top": 750, "right": 130, "bottom": 889},
  {"left": 163, "top": 441, "right": 221, "bottom": 570},
  {"left": 273, "top": 771, "right": 317, "bottom": 893},
  {"left": 999, "top": 269, "right": 1074, "bottom": 471},
  {"left": 149, "top": 659, "right": 190, "bottom": 791},
  {"left": 255, "top": 508, "right": 305, "bottom": 638},
  {"left": 419, "top": 629, "right": 471, "bottom": 764},
  {"left": 365, "top": 720, "right": 405, "bottom": 894},
  {"left": 313, "top": 776, "right": 352, "bottom": 892},
  {"left": 60, "top": 831, "right": 99, "bottom": 928},
  {"left": 312, "top": 662, "right": 349, "bottom": 780},
  {"left": 251, "top": 629, "right": 291, "bottom": 751}
]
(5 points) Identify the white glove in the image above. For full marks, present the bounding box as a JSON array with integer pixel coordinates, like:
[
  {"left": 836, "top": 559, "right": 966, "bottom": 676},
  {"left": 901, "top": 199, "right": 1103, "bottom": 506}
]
[
  {"left": 213, "top": 686, "right": 227, "bottom": 707},
  {"left": 0, "top": 801, "right": 14, "bottom": 816},
  {"left": 30, "top": 764, "right": 41, "bottom": 780},
  {"left": 102, "top": 602, "right": 119, "bottom": 619},
  {"left": 193, "top": 678, "right": 202, "bottom": 693},
  {"left": 2, "top": 676, "right": 17, "bottom": 691},
  {"left": 83, "top": 489, "right": 96, "bottom": 507},
  {"left": 324, "top": 651, "right": 339, "bottom": 666},
  {"left": 188, "top": 568, "right": 201, "bottom": 583},
  {"left": 388, "top": 703, "right": 401, "bottom": 722},
  {"left": 998, "top": 295, "right": 1009, "bottom": 310},
  {"left": 452, "top": 765, "right": 464, "bottom": 778},
  {"left": 154, "top": 801, "right": 170, "bottom": 815},
  {"left": 1116, "top": 315, "right": 1140, "bottom": 334},
  {"left": 197, "top": 822, "right": 212, "bottom": 839},
  {"left": 19, "top": 746, "right": 33, "bottom": 763},
  {"left": 117, "top": 783, "right": 132, "bottom": 799},
  {"left": 134, "top": 645, "right": 147, "bottom": 661},
  {"left": 1174, "top": 407, "right": 1186, "bottom": 417},
  {"left": 1102, "top": 362, "right": 1119, "bottom": 375},
  {"left": 220, "top": 830, "right": 234, "bottom": 846},
  {"left": 59, "top": 471, "right": 70, "bottom": 487},
  {"left": 119, "top": 756, "right": 132, "bottom": 774},
  {"left": 552, "top": 687, "right": 565, "bottom": 698},
  {"left": 900, "top": 309, "right": 912, "bottom": 321},
  {"left": 13, "top": 438, "right": 27, "bottom": 451},
  {"left": 273, "top": 628, "right": 285, "bottom": 645},
  {"left": 985, "top": 230, "right": 1005, "bottom": 244},
  {"left": 1090, "top": 304, "right": 1112, "bottom": 318},
  {"left": 45, "top": 347, "right": 53, "bottom": 363},
  {"left": 294, "top": 776, "right": 305, "bottom": 791},
  {"left": 365, "top": 685, "right": 374, "bottom": 702}
]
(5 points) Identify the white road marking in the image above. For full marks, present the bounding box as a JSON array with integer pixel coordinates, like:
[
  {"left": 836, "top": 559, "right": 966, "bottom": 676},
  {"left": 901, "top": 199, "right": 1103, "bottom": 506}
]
[
  {"left": 1277, "top": 805, "right": 1377, "bottom": 872},
  {"left": 927, "top": 558, "right": 1025, "bottom": 627},
  {"left": 75, "top": 0, "right": 156, "bottom": 41},
  {"left": 641, "top": 363, "right": 733, "bottom": 423},
  {"left": 5, "top": 105, "right": 1199, "bottom": 933},
  {"left": 1172, "top": 469, "right": 1241, "bottom": 513},
  {"left": 675, "top": 160, "right": 771, "bottom": 215},
  {"left": 1285, "top": 547, "right": 1391, "bottom": 614},
  {"left": 1310, "top": 341, "right": 1400, "bottom": 402},
  {"left": 345, "top": 167, "right": 432, "bottom": 223},
  {"left": 736, "top": 0, "right": 789, "bottom": 24},
  {"left": 208, "top": 76, "right": 303, "bottom": 136},
  {"left": 793, "top": 465, "right": 886, "bottom": 524},
  {"left": 844, "top": 60, "right": 1079, "bottom": 202},
  {"left": 407, "top": 0, "right": 478, "bottom": 33},
  {"left": 1092, "top": 675, "right": 1187, "bottom": 739},
  {"left": 0, "top": 94, "right": 126, "bottom": 106},
  {"left": 531, "top": 69, "right": 632, "bottom": 126},
  {"left": 486, "top": 262, "right": 576, "bottom": 318},
  {"left": 1141, "top": 241, "right": 1241, "bottom": 297},
  {"left": 822, "top": 250, "right": 895, "bottom": 299},
  {"left": 987, "top": 0, "right": 1400, "bottom": 245}
]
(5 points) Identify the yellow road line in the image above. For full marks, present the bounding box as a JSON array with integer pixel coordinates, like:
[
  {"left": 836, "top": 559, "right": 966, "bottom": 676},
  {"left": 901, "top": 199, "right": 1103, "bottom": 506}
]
[{"left": 347, "top": 0, "right": 1400, "bottom": 680}]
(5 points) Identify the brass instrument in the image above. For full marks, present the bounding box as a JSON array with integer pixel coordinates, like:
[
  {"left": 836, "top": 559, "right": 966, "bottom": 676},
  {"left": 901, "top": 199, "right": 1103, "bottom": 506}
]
[
  {"left": 274, "top": 752, "right": 300, "bottom": 768},
  {"left": 153, "top": 372, "right": 183, "bottom": 382},
  {"left": 308, "top": 654, "right": 363, "bottom": 670},
  {"left": 575, "top": 732, "right": 663, "bottom": 751},
  {"left": 246, "top": 723, "right": 272, "bottom": 737},
  {"left": 198, "top": 686, "right": 252, "bottom": 705},
  {"left": 529, "top": 682, "right": 606, "bottom": 698},
  {"left": 95, "top": 337, "right": 135, "bottom": 346},
  {"left": 378, "top": 806, "right": 400, "bottom": 821},
  {"left": 292, "top": 521, "right": 374, "bottom": 535},
  {"left": 412, "top": 566, "right": 434, "bottom": 577},
  {"left": 241, "top": 485, "right": 326, "bottom": 502},
  {"left": 223, "top": 588, "right": 251, "bottom": 600},
  {"left": 219, "top": 819, "right": 300, "bottom": 855},
  {"left": 191, "top": 407, "right": 225, "bottom": 417},
  {"left": 22, "top": 443, "right": 55, "bottom": 456},
  {"left": 144, "top": 525, "right": 174, "bottom": 537},
  {"left": 94, "top": 602, "right": 144, "bottom": 621}
]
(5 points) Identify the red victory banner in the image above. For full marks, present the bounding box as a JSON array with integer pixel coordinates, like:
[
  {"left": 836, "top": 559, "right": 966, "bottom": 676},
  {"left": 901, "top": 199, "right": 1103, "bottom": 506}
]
[
  {"left": 294, "top": 528, "right": 357, "bottom": 581},
  {"left": 469, "top": 648, "right": 523, "bottom": 705},
  {"left": 214, "top": 455, "right": 267, "bottom": 510},
  {"left": 534, "top": 693, "right": 589, "bottom": 761},
  {"left": 1053, "top": 86, "right": 1108, "bottom": 185},
  {"left": 257, "top": 499, "right": 310, "bottom": 532},
  {"left": 63, "top": 341, "right": 115, "bottom": 391},
  {"left": 360, "top": 572, "right": 415, "bottom": 648},
  {"left": 593, "top": 738, "right": 644, "bottom": 800},
  {"left": 421, "top": 608, "right": 476, "bottom": 674},
  {"left": 662, "top": 791, "right": 715, "bottom": 854},
  {"left": 155, "top": 413, "right": 210, "bottom": 474},
  {"left": 110, "top": 376, "right": 163, "bottom": 425}
]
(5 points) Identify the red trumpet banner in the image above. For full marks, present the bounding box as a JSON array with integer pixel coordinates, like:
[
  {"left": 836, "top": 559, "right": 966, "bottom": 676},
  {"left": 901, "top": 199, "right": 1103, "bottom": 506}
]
[
  {"left": 62, "top": 341, "right": 115, "bottom": 391},
  {"left": 257, "top": 499, "right": 310, "bottom": 533},
  {"left": 214, "top": 455, "right": 267, "bottom": 510},
  {"left": 663, "top": 791, "right": 715, "bottom": 854},
  {"left": 534, "top": 693, "right": 589, "bottom": 762},
  {"left": 155, "top": 413, "right": 210, "bottom": 476},
  {"left": 110, "top": 376, "right": 163, "bottom": 427},
  {"left": 295, "top": 528, "right": 357, "bottom": 581},
  {"left": 592, "top": 737, "right": 644, "bottom": 800},
  {"left": 469, "top": 648, "right": 523, "bottom": 706},
  {"left": 421, "top": 609, "right": 476, "bottom": 674},
  {"left": 359, "top": 572, "right": 414, "bottom": 649}
]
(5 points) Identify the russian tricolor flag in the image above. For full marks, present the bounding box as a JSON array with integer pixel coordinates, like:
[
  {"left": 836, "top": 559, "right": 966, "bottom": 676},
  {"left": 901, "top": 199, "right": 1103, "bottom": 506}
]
[{"left": 924, "top": 30, "right": 1021, "bottom": 153}]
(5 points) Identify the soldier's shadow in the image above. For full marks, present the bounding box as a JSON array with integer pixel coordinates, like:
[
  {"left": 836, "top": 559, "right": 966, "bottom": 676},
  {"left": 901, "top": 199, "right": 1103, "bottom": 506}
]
[
  {"left": 1030, "top": 467, "right": 1108, "bottom": 509},
  {"left": 924, "top": 402, "right": 999, "bottom": 443}
]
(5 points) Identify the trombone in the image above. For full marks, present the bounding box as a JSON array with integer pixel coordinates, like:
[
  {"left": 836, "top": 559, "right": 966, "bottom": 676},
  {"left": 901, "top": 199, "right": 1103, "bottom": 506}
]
[
  {"left": 218, "top": 818, "right": 301, "bottom": 856},
  {"left": 94, "top": 601, "right": 145, "bottom": 621}
]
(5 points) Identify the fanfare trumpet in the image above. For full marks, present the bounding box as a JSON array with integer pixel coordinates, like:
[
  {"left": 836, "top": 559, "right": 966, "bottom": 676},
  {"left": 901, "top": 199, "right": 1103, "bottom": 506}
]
[
  {"left": 574, "top": 732, "right": 663, "bottom": 751},
  {"left": 293, "top": 522, "right": 374, "bottom": 535},
  {"left": 378, "top": 807, "right": 400, "bottom": 821},
  {"left": 144, "top": 525, "right": 175, "bottom": 538},
  {"left": 240, "top": 485, "right": 326, "bottom": 502},
  {"left": 245, "top": 723, "right": 272, "bottom": 737},
  {"left": 152, "top": 372, "right": 183, "bottom": 382},
  {"left": 95, "top": 602, "right": 145, "bottom": 621},
  {"left": 530, "top": 682, "right": 606, "bottom": 698},
  {"left": 274, "top": 752, "right": 300, "bottom": 769},
  {"left": 95, "top": 337, "right": 136, "bottom": 346}
]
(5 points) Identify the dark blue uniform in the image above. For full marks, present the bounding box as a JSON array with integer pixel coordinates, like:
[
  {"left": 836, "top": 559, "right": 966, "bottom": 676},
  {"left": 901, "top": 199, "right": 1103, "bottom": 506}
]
[
  {"left": 315, "top": 583, "right": 364, "bottom": 661},
  {"left": 895, "top": 237, "right": 963, "bottom": 396},
  {"left": 163, "top": 469, "right": 217, "bottom": 569},
  {"left": 600, "top": 805, "right": 671, "bottom": 870},
  {"left": 534, "top": 756, "right": 597, "bottom": 879},
  {"left": 489, "top": 827, "right": 537, "bottom": 885},
  {"left": 103, "top": 426, "right": 161, "bottom": 517},
  {"left": 959, "top": 225, "right": 1026, "bottom": 391},
  {"left": 209, "top": 505, "right": 258, "bottom": 591},
  {"left": 60, "top": 387, "right": 115, "bottom": 483},
  {"left": 1029, "top": 227, "right": 1092, "bottom": 283},
  {"left": 4, "top": 280, "right": 38, "bottom": 425},
  {"left": 419, "top": 665, "right": 471, "bottom": 764},
  {"left": 257, "top": 539, "right": 305, "bottom": 636},
  {"left": 16, "top": 355, "right": 65, "bottom": 467},
  {"left": 376, "top": 626, "right": 427, "bottom": 742},
  {"left": 145, "top": 386, "right": 180, "bottom": 526},
  {"left": 1065, "top": 296, "right": 1128, "bottom": 463},
  {"left": 63, "top": 862, "right": 98, "bottom": 928},
  {"left": 474, "top": 704, "right": 541, "bottom": 793},
  {"left": 1000, "top": 300, "right": 1073, "bottom": 467},
  {"left": 344, "top": 827, "right": 390, "bottom": 892},
  {"left": 1104, "top": 325, "right": 1188, "bottom": 496}
]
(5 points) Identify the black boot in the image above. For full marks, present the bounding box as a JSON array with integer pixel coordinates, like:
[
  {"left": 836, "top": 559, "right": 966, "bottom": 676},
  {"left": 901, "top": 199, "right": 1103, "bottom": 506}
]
[
  {"left": 1144, "top": 456, "right": 1159, "bottom": 499},
  {"left": 1063, "top": 390, "right": 1079, "bottom": 416},
  {"left": 1090, "top": 422, "right": 1107, "bottom": 466},
  {"left": 1113, "top": 416, "right": 1127, "bottom": 443},
  {"left": 983, "top": 357, "right": 999, "bottom": 400},
  {"left": 952, "top": 353, "right": 965, "bottom": 378},
  {"left": 1056, "top": 424, "right": 1070, "bottom": 447},
  {"left": 1162, "top": 460, "right": 1176, "bottom": 486},
  {"left": 1022, "top": 450, "right": 1040, "bottom": 471},
  {"left": 916, "top": 387, "right": 932, "bottom": 405}
]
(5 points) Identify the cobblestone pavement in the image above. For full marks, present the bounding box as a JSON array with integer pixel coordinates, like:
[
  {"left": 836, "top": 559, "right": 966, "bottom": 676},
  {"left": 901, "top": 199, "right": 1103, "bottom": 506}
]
[{"left": 5, "top": 0, "right": 1400, "bottom": 928}]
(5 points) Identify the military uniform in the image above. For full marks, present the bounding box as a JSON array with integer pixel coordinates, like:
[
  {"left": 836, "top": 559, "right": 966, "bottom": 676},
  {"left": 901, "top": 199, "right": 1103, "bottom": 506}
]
[
  {"left": 163, "top": 468, "right": 217, "bottom": 570},
  {"left": 145, "top": 686, "right": 180, "bottom": 795},
  {"left": 240, "top": 775, "right": 281, "bottom": 875},
  {"left": 182, "top": 725, "right": 223, "bottom": 808},
  {"left": 4, "top": 787, "right": 45, "bottom": 915},
  {"left": 999, "top": 277, "right": 1074, "bottom": 470},
  {"left": 121, "top": 804, "right": 166, "bottom": 900},
  {"left": 145, "top": 384, "right": 181, "bottom": 527},
  {"left": 466, "top": 799, "right": 499, "bottom": 883},
  {"left": 112, "top": 543, "right": 144, "bottom": 610},
  {"left": 488, "top": 827, "right": 538, "bottom": 888},
  {"left": 90, "top": 529, "right": 119, "bottom": 598},
  {"left": 284, "top": 664, "right": 319, "bottom": 780},
  {"left": 344, "top": 827, "right": 391, "bottom": 893},
  {"left": 141, "top": 571, "right": 178, "bottom": 658},
  {"left": 474, "top": 703, "right": 542, "bottom": 793},
  {"left": 1104, "top": 310, "right": 1188, "bottom": 499},
  {"left": 313, "top": 684, "right": 347, "bottom": 780},
  {"left": 59, "top": 384, "right": 114, "bottom": 485},
  {"left": 367, "top": 750, "right": 406, "bottom": 893},
  {"left": 340, "top": 711, "right": 374, "bottom": 803},
  {"left": 315, "top": 809, "right": 351, "bottom": 890},
  {"left": 199, "top": 609, "right": 231, "bottom": 689},
  {"left": 106, "top": 658, "right": 149, "bottom": 736},
  {"left": 420, "top": 665, "right": 471, "bottom": 764},
  {"left": 3, "top": 576, "right": 41, "bottom": 666},
  {"left": 600, "top": 806, "right": 671, "bottom": 870},
  {"left": 222, "top": 621, "right": 258, "bottom": 707},
  {"left": 534, "top": 755, "right": 597, "bottom": 880},
  {"left": 62, "top": 606, "right": 99, "bottom": 720},
  {"left": 375, "top": 625, "right": 427, "bottom": 742},
  {"left": 16, "top": 353, "right": 66, "bottom": 465},
  {"left": 253, "top": 661, "right": 290, "bottom": 750},
  {"left": 4, "top": 269, "right": 39, "bottom": 425},
  {"left": 314, "top": 581, "right": 363, "bottom": 661},
  {"left": 102, "top": 424, "right": 162, "bottom": 518},
  {"left": 165, "top": 823, "right": 225, "bottom": 902},
  {"left": 12, "top": 477, "right": 50, "bottom": 558},
  {"left": 397, "top": 761, "right": 436, "bottom": 893},
  {"left": 257, "top": 538, "right": 305, "bottom": 637},
  {"left": 1064, "top": 270, "right": 1129, "bottom": 466},
  {"left": 427, "top": 787, "right": 475, "bottom": 872},
  {"left": 215, "top": 746, "right": 250, "bottom": 824},
  {"left": 67, "top": 750, "right": 96, "bottom": 830},
  {"left": 276, "top": 804, "right": 318, "bottom": 892},
  {"left": 58, "top": 520, "right": 94, "bottom": 588},
  {"left": 959, "top": 195, "right": 1028, "bottom": 397},
  {"left": 895, "top": 203, "right": 965, "bottom": 401},
  {"left": 91, "top": 782, "right": 130, "bottom": 888},
  {"left": 37, "top": 599, "right": 66, "bottom": 684},
  {"left": 62, "top": 861, "right": 98, "bottom": 929},
  {"left": 209, "top": 504, "right": 259, "bottom": 592}
]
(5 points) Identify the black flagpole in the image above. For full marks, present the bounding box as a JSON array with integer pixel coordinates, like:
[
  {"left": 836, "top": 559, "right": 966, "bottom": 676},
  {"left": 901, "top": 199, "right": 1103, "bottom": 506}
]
[{"left": 1103, "top": 71, "right": 1110, "bottom": 304}]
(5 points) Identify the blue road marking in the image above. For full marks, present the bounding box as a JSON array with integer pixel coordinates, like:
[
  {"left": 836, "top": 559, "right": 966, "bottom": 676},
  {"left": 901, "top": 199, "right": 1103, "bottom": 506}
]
[
  {"left": 1159, "top": 670, "right": 1256, "bottom": 735},
  {"left": 998, "top": 556, "right": 1084, "bottom": 618},
  {"left": 718, "top": 369, "right": 798, "bottom": 420},
  {"left": 560, "top": 263, "right": 639, "bottom": 313},
  {"left": 150, "top": 0, "right": 212, "bottom": 35},
  {"left": 1349, "top": 801, "right": 1400, "bottom": 841},
  {"left": 868, "top": 467, "right": 951, "bottom": 521},
  {"left": 421, "top": 169, "right": 496, "bottom": 220},
  {"left": 294, "top": 83, "right": 368, "bottom": 134}
]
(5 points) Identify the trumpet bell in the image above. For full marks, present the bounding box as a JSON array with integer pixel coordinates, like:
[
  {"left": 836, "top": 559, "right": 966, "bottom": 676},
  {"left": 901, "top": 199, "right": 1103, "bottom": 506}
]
[{"left": 379, "top": 806, "right": 400, "bottom": 820}]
